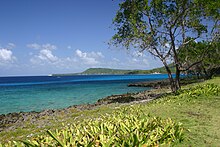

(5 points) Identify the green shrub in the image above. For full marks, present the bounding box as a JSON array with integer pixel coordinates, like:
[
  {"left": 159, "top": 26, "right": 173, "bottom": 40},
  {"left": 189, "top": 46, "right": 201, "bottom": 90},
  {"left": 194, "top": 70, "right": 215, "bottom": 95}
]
[
  {"left": 0, "top": 107, "right": 183, "bottom": 146},
  {"left": 176, "top": 84, "right": 219, "bottom": 100}
]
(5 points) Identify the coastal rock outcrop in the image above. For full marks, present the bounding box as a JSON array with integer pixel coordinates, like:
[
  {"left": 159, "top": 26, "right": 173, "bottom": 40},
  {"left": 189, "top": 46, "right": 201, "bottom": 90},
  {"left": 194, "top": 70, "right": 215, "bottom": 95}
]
[
  {"left": 128, "top": 79, "right": 170, "bottom": 88},
  {"left": 128, "top": 78, "right": 204, "bottom": 88}
]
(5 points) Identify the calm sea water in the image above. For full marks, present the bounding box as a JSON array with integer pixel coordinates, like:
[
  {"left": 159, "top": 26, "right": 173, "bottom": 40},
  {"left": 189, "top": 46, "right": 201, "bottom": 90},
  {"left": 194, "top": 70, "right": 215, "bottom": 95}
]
[{"left": 0, "top": 74, "right": 168, "bottom": 114}]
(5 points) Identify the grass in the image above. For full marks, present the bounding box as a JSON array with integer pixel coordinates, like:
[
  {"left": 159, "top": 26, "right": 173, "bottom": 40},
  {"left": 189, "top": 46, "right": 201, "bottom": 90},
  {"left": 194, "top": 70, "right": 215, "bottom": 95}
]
[
  {"left": 137, "top": 80, "right": 220, "bottom": 146},
  {"left": 0, "top": 77, "right": 219, "bottom": 146}
]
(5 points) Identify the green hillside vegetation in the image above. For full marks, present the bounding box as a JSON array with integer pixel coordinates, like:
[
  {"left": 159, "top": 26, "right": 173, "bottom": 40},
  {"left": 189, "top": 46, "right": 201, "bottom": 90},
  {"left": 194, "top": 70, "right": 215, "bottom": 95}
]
[
  {"left": 81, "top": 64, "right": 175, "bottom": 75},
  {"left": 0, "top": 77, "right": 219, "bottom": 146},
  {"left": 127, "top": 64, "right": 175, "bottom": 74},
  {"left": 52, "top": 64, "right": 175, "bottom": 76},
  {"left": 81, "top": 68, "right": 133, "bottom": 75}
]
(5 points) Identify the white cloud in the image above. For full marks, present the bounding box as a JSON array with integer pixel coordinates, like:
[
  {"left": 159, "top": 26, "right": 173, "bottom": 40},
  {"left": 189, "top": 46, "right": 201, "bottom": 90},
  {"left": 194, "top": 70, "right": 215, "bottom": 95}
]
[
  {"left": 75, "top": 49, "right": 86, "bottom": 58},
  {"left": 30, "top": 49, "right": 58, "bottom": 64},
  {"left": 90, "top": 51, "right": 104, "bottom": 58},
  {"left": 38, "top": 49, "right": 58, "bottom": 62},
  {"left": 27, "top": 43, "right": 41, "bottom": 50},
  {"left": 67, "top": 45, "right": 72, "bottom": 49},
  {"left": 42, "top": 44, "right": 57, "bottom": 50},
  {"left": 26, "top": 42, "right": 161, "bottom": 74},
  {"left": 75, "top": 49, "right": 104, "bottom": 65},
  {"left": 0, "top": 49, "right": 13, "bottom": 61},
  {"left": 0, "top": 48, "right": 16, "bottom": 65},
  {"left": 7, "top": 43, "right": 16, "bottom": 49},
  {"left": 132, "top": 58, "right": 138, "bottom": 62},
  {"left": 29, "top": 43, "right": 58, "bottom": 64},
  {"left": 27, "top": 43, "right": 57, "bottom": 50},
  {"left": 112, "top": 58, "right": 120, "bottom": 62}
]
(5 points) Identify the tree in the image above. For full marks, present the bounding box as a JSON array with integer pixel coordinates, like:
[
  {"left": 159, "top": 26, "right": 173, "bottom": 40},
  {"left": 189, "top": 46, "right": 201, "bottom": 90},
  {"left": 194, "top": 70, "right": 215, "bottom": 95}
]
[
  {"left": 202, "top": 42, "right": 220, "bottom": 79},
  {"left": 111, "top": 0, "right": 219, "bottom": 92},
  {"left": 178, "top": 34, "right": 220, "bottom": 79}
]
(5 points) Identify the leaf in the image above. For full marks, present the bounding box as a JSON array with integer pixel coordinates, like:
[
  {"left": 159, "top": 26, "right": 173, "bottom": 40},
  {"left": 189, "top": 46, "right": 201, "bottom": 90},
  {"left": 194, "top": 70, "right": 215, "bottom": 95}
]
[
  {"left": 20, "top": 140, "right": 37, "bottom": 147},
  {"left": 47, "top": 130, "right": 64, "bottom": 147}
]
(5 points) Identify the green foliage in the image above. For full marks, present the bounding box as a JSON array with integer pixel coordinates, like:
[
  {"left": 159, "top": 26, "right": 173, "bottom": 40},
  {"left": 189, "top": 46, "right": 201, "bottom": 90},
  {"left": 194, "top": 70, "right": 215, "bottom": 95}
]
[
  {"left": 111, "top": 0, "right": 219, "bottom": 91},
  {"left": 81, "top": 68, "right": 133, "bottom": 75},
  {"left": 174, "top": 84, "right": 219, "bottom": 101},
  {"left": 82, "top": 66, "right": 175, "bottom": 75},
  {"left": 1, "top": 107, "right": 184, "bottom": 146},
  {"left": 52, "top": 65, "right": 176, "bottom": 76},
  {"left": 151, "top": 83, "right": 219, "bottom": 107},
  {"left": 111, "top": 0, "right": 218, "bottom": 51},
  {"left": 178, "top": 39, "right": 220, "bottom": 79},
  {"left": 0, "top": 78, "right": 220, "bottom": 146}
]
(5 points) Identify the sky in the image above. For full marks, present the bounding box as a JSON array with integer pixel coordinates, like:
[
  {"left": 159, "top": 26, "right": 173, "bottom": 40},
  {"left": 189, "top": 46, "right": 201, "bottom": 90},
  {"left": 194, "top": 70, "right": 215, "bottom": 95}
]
[{"left": 0, "top": 0, "right": 162, "bottom": 76}]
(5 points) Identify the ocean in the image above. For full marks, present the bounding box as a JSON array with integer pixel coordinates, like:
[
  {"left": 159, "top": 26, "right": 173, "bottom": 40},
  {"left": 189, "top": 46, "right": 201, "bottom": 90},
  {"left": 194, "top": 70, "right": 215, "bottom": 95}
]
[{"left": 0, "top": 74, "right": 168, "bottom": 114}]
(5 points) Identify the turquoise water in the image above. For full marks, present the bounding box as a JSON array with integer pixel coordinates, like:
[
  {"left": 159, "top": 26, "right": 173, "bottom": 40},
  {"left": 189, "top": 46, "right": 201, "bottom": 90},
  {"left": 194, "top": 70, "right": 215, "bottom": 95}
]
[{"left": 0, "top": 74, "right": 168, "bottom": 114}]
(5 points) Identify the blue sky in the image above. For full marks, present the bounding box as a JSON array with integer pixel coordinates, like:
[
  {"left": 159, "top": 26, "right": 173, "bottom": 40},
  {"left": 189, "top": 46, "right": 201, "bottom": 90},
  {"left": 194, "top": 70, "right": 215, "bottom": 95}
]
[{"left": 0, "top": 0, "right": 162, "bottom": 76}]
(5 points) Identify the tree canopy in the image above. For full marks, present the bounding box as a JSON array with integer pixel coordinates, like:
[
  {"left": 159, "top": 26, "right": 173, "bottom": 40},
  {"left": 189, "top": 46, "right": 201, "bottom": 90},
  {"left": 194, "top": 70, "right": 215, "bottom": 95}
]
[
  {"left": 112, "top": 0, "right": 220, "bottom": 92},
  {"left": 178, "top": 37, "right": 220, "bottom": 79}
]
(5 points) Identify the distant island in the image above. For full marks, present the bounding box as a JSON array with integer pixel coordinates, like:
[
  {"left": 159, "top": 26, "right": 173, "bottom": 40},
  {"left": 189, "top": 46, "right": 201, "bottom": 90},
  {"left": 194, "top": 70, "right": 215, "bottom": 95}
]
[{"left": 52, "top": 64, "right": 175, "bottom": 76}]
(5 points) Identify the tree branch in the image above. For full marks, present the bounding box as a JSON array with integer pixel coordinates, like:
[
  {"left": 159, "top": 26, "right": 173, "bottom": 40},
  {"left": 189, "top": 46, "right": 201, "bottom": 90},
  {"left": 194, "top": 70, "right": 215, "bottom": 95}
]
[{"left": 180, "top": 60, "right": 203, "bottom": 72}]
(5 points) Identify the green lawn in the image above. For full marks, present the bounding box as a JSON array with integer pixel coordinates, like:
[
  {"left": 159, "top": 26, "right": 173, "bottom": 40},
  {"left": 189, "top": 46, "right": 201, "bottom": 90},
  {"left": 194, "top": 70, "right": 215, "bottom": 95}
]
[
  {"left": 0, "top": 77, "right": 219, "bottom": 146},
  {"left": 136, "top": 77, "right": 220, "bottom": 146}
]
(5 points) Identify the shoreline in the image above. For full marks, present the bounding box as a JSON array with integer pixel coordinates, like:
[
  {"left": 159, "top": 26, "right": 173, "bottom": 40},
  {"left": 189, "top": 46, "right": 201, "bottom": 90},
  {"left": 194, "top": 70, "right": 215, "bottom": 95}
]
[
  {"left": 0, "top": 89, "right": 164, "bottom": 132},
  {"left": 0, "top": 78, "right": 202, "bottom": 132},
  {"left": 0, "top": 88, "right": 166, "bottom": 132}
]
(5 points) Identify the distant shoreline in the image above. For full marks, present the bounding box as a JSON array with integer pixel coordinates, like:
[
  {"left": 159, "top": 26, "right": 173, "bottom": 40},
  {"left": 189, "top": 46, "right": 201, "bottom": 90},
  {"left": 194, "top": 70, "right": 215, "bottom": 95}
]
[{"left": 51, "top": 66, "right": 174, "bottom": 76}]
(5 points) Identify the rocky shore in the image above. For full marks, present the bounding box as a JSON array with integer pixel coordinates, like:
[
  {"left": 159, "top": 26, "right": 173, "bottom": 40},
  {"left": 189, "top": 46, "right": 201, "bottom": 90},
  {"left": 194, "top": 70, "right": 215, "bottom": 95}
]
[
  {"left": 128, "top": 78, "right": 204, "bottom": 88},
  {"left": 1, "top": 78, "right": 204, "bottom": 132},
  {"left": 128, "top": 79, "right": 170, "bottom": 88},
  {"left": 0, "top": 89, "right": 166, "bottom": 132},
  {"left": 3, "top": 78, "right": 198, "bottom": 132},
  {"left": 1, "top": 92, "right": 165, "bottom": 131}
]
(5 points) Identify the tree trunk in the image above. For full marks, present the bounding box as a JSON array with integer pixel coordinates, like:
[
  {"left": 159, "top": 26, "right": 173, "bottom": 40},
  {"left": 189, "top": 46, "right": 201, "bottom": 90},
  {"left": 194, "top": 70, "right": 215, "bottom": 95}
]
[
  {"left": 163, "top": 61, "right": 177, "bottom": 92},
  {"left": 202, "top": 66, "right": 211, "bottom": 79},
  {"left": 170, "top": 28, "right": 180, "bottom": 92},
  {"left": 175, "top": 64, "right": 181, "bottom": 90}
]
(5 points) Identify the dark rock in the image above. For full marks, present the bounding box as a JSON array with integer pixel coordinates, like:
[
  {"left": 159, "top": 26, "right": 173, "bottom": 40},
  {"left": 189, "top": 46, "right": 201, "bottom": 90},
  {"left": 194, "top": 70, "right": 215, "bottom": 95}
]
[
  {"left": 128, "top": 79, "right": 170, "bottom": 88},
  {"left": 128, "top": 78, "right": 204, "bottom": 89}
]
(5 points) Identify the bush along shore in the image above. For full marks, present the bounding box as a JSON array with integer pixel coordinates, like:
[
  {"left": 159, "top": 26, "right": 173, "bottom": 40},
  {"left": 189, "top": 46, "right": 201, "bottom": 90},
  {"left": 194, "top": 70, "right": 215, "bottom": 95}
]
[{"left": 0, "top": 77, "right": 219, "bottom": 146}]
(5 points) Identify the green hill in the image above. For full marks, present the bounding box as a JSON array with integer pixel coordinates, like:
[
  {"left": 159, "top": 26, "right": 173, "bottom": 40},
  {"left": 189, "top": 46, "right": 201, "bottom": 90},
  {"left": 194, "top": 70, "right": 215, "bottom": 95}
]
[
  {"left": 52, "top": 64, "right": 175, "bottom": 76},
  {"left": 81, "top": 64, "right": 175, "bottom": 75},
  {"left": 127, "top": 64, "right": 175, "bottom": 74},
  {"left": 81, "top": 68, "right": 133, "bottom": 75}
]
